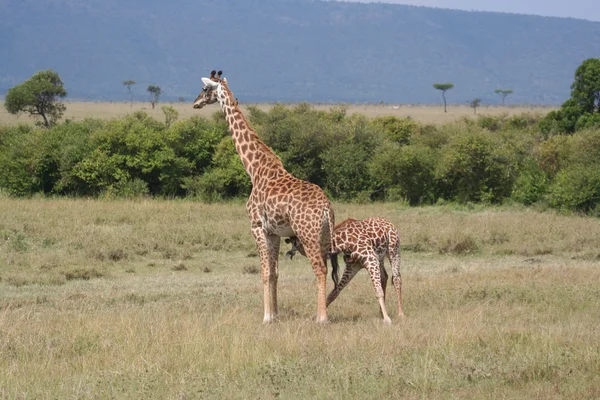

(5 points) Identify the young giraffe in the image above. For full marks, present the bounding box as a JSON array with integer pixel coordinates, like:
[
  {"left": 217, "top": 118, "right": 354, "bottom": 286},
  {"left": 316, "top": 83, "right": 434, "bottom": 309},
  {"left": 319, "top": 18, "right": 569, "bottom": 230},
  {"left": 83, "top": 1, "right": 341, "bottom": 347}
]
[
  {"left": 193, "top": 73, "right": 335, "bottom": 324},
  {"left": 286, "top": 217, "right": 404, "bottom": 324}
]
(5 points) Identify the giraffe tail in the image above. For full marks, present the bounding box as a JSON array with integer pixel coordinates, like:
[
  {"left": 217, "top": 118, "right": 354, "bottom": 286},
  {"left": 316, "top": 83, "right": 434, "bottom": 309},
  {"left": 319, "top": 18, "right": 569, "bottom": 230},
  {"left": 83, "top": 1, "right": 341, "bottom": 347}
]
[{"left": 324, "top": 207, "right": 338, "bottom": 287}]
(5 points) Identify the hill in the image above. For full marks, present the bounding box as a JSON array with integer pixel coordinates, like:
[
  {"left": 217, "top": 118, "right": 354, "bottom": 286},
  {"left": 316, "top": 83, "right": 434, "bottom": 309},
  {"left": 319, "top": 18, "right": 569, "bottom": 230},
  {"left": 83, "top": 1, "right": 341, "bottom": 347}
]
[{"left": 1, "top": 0, "right": 599, "bottom": 104}]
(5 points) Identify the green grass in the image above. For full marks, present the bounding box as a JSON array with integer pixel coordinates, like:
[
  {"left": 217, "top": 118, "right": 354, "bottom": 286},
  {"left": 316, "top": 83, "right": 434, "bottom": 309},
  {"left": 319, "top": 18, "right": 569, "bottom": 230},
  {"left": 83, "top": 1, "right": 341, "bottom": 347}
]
[{"left": 0, "top": 198, "right": 599, "bottom": 399}]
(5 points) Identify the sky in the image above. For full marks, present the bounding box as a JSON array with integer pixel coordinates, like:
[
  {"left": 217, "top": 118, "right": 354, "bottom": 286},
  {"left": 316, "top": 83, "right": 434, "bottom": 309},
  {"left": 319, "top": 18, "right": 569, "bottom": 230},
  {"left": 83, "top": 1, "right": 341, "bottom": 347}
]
[{"left": 337, "top": 0, "right": 600, "bottom": 22}]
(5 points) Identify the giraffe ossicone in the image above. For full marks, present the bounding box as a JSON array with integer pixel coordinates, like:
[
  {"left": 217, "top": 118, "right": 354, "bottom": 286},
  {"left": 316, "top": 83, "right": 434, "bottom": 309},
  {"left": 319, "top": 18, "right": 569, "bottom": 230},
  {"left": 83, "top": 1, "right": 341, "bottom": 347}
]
[{"left": 193, "top": 71, "right": 336, "bottom": 324}]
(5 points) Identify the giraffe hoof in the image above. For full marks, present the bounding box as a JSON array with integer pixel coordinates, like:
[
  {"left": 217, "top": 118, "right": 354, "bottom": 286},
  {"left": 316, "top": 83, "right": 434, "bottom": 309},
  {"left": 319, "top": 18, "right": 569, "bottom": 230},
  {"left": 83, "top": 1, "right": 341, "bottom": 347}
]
[{"left": 383, "top": 317, "right": 392, "bottom": 325}]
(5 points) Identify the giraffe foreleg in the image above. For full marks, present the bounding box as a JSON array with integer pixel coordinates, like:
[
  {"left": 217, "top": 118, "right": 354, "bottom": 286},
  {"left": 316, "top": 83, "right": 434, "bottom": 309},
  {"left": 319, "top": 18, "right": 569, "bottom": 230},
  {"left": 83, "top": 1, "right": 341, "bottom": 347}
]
[
  {"left": 326, "top": 262, "right": 361, "bottom": 307},
  {"left": 252, "top": 226, "right": 280, "bottom": 323}
]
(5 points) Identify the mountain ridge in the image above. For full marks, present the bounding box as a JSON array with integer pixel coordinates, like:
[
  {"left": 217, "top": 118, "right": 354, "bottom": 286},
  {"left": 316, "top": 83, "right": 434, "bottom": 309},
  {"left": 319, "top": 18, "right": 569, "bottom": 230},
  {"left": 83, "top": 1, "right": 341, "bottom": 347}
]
[{"left": 1, "top": 0, "right": 599, "bottom": 104}]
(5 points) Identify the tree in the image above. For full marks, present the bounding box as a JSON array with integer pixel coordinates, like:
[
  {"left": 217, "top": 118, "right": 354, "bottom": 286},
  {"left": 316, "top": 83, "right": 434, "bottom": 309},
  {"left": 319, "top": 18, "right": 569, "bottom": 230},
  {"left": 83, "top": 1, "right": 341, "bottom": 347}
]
[
  {"left": 4, "top": 69, "right": 67, "bottom": 128},
  {"left": 178, "top": 96, "right": 185, "bottom": 104},
  {"left": 123, "top": 80, "right": 136, "bottom": 108},
  {"left": 470, "top": 98, "right": 481, "bottom": 115},
  {"left": 495, "top": 89, "right": 513, "bottom": 105},
  {"left": 147, "top": 85, "right": 162, "bottom": 109},
  {"left": 540, "top": 58, "right": 600, "bottom": 135},
  {"left": 571, "top": 58, "right": 600, "bottom": 114},
  {"left": 433, "top": 83, "right": 454, "bottom": 113}
]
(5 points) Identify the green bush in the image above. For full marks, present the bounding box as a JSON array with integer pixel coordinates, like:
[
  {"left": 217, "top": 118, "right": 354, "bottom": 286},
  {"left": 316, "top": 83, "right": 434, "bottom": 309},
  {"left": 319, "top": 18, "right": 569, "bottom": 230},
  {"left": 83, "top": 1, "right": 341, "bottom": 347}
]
[
  {"left": 101, "top": 178, "right": 149, "bottom": 199},
  {"left": 511, "top": 159, "right": 548, "bottom": 205},
  {"left": 477, "top": 114, "right": 506, "bottom": 132},
  {"left": 437, "top": 131, "right": 518, "bottom": 203},
  {"left": 0, "top": 125, "right": 44, "bottom": 195},
  {"left": 548, "top": 165, "right": 600, "bottom": 212},
  {"left": 369, "top": 143, "right": 437, "bottom": 205},
  {"left": 187, "top": 138, "right": 251, "bottom": 201},
  {"left": 370, "top": 116, "right": 418, "bottom": 145}
]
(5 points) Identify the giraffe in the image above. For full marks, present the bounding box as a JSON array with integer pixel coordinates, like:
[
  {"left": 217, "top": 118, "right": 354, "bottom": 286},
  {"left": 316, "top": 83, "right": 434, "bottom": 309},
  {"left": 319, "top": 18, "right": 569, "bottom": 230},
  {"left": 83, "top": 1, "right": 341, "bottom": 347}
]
[
  {"left": 286, "top": 217, "right": 404, "bottom": 324},
  {"left": 193, "top": 72, "right": 335, "bottom": 323}
]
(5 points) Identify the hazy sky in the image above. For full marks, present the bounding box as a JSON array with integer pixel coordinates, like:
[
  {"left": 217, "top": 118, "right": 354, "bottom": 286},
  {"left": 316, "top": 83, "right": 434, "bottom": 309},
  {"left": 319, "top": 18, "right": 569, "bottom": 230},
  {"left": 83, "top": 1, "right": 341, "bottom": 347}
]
[{"left": 337, "top": 0, "right": 600, "bottom": 22}]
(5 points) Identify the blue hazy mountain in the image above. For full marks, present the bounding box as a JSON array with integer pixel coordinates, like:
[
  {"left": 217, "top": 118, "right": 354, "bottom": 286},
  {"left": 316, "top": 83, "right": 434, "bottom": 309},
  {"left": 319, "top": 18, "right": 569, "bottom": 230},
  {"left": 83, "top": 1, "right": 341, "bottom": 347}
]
[{"left": 1, "top": 0, "right": 599, "bottom": 104}]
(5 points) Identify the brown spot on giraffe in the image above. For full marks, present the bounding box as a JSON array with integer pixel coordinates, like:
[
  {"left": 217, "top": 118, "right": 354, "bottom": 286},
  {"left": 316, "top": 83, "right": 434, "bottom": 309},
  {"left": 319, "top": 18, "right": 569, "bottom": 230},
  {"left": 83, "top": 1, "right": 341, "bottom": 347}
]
[
  {"left": 286, "top": 217, "right": 404, "bottom": 325},
  {"left": 193, "top": 72, "right": 335, "bottom": 324}
]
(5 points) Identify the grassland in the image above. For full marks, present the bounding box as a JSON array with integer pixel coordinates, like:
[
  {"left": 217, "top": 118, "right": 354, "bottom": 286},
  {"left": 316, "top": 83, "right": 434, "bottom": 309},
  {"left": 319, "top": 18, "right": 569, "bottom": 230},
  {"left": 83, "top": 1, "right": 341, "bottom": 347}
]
[
  {"left": 0, "top": 197, "right": 599, "bottom": 399},
  {"left": 0, "top": 101, "right": 555, "bottom": 126}
]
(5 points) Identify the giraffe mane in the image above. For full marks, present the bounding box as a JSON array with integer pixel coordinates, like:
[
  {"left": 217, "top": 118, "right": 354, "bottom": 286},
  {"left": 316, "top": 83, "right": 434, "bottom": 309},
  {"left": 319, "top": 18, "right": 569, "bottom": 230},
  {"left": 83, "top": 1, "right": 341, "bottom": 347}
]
[
  {"left": 334, "top": 218, "right": 357, "bottom": 230},
  {"left": 220, "top": 80, "right": 286, "bottom": 170}
]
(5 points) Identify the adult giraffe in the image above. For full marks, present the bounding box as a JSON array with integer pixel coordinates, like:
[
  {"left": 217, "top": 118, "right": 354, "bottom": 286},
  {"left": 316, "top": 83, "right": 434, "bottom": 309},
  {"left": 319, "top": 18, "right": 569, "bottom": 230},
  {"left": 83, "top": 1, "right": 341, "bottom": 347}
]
[{"left": 193, "top": 73, "right": 335, "bottom": 323}]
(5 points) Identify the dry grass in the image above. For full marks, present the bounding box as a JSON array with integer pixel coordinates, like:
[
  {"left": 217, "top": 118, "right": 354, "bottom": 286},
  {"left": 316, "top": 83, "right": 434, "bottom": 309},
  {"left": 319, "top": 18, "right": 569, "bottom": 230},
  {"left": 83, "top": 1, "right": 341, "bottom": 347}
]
[
  {"left": 0, "top": 198, "right": 599, "bottom": 398},
  {"left": 0, "top": 101, "right": 556, "bottom": 126}
]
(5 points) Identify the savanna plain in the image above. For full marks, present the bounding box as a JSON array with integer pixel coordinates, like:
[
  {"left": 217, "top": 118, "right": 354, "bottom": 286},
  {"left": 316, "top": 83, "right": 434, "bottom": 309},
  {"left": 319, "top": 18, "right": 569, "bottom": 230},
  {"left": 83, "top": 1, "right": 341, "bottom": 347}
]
[
  {"left": 0, "top": 103, "right": 598, "bottom": 399},
  {"left": 1, "top": 198, "right": 599, "bottom": 399}
]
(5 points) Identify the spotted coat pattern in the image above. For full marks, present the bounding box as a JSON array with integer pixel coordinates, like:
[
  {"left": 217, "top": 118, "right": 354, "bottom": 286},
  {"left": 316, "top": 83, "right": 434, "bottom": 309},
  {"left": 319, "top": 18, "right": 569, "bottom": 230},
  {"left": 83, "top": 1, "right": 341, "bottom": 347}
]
[
  {"left": 287, "top": 217, "right": 404, "bottom": 324},
  {"left": 193, "top": 76, "right": 335, "bottom": 323}
]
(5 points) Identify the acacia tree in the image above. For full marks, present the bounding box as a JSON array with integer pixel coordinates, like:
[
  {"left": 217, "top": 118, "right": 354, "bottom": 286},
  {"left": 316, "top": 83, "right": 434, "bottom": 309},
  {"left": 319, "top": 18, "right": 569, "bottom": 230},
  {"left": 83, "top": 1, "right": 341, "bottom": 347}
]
[
  {"left": 4, "top": 69, "right": 67, "bottom": 128},
  {"left": 433, "top": 83, "right": 454, "bottom": 113},
  {"left": 470, "top": 98, "right": 481, "bottom": 115},
  {"left": 123, "top": 80, "right": 136, "bottom": 108},
  {"left": 495, "top": 89, "right": 513, "bottom": 105},
  {"left": 147, "top": 85, "right": 162, "bottom": 109}
]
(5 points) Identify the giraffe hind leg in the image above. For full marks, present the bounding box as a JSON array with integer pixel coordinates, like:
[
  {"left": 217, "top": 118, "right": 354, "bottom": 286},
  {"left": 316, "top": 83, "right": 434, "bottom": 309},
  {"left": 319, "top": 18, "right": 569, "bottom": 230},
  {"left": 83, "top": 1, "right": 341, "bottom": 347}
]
[
  {"left": 302, "top": 239, "right": 329, "bottom": 324},
  {"left": 389, "top": 241, "right": 404, "bottom": 318},
  {"left": 364, "top": 254, "right": 392, "bottom": 324}
]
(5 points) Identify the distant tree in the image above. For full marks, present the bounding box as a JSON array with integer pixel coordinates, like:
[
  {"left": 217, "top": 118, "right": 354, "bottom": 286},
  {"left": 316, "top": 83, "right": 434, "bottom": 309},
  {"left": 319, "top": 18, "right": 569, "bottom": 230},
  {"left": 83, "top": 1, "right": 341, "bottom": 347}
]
[
  {"left": 178, "top": 96, "right": 185, "bottom": 104},
  {"left": 123, "top": 80, "right": 136, "bottom": 108},
  {"left": 4, "top": 69, "right": 67, "bottom": 128},
  {"left": 147, "top": 85, "right": 162, "bottom": 109},
  {"left": 495, "top": 89, "right": 513, "bottom": 105},
  {"left": 571, "top": 58, "right": 600, "bottom": 114},
  {"left": 433, "top": 83, "right": 454, "bottom": 113},
  {"left": 470, "top": 98, "right": 481, "bottom": 115},
  {"left": 540, "top": 58, "right": 600, "bottom": 134}
]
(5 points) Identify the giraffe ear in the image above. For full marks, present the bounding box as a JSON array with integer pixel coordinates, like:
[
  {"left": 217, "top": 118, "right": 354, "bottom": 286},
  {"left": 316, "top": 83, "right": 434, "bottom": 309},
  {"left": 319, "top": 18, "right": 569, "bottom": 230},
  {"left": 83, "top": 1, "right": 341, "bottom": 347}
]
[{"left": 201, "top": 77, "right": 219, "bottom": 88}]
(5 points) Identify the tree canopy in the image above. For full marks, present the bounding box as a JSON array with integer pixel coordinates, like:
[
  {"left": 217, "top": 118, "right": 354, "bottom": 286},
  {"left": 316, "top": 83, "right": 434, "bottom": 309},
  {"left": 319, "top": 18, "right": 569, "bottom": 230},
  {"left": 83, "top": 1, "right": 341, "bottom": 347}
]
[
  {"left": 123, "top": 80, "right": 136, "bottom": 107},
  {"left": 495, "top": 89, "right": 513, "bottom": 105},
  {"left": 433, "top": 83, "right": 454, "bottom": 113},
  {"left": 541, "top": 58, "right": 600, "bottom": 135},
  {"left": 571, "top": 58, "right": 600, "bottom": 114},
  {"left": 4, "top": 69, "right": 67, "bottom": 128},
  {"left": 147, "top": 85, "right": 162, "bottom": 109}
]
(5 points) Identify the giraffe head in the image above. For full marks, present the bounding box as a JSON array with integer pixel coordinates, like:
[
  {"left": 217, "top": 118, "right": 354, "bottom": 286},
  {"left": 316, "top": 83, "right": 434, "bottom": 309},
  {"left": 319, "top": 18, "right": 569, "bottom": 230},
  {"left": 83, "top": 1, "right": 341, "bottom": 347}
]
[{"left": 192, "top": 77, "right": 222, "bottom": 109}]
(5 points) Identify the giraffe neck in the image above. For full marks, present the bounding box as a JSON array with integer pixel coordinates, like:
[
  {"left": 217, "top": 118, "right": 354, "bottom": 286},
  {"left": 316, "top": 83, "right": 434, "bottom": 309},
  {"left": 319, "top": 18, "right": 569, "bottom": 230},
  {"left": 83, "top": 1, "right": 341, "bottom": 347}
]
[{"left": 217, "top": 84, "right": 286, "bottom": 184}]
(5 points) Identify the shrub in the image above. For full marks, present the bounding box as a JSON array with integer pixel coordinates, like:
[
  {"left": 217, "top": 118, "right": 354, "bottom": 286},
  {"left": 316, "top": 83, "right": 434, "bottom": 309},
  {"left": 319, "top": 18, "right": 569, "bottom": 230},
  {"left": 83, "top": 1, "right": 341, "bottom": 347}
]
[
  {"left": 548, "top": 165, "right": 600, "bottom": 212},
  {"left": 437, "top": 132, "right": 518, "bottom": 203},
  {"left": 369, "top": 143, "right": 437, "bottom": 205},
  {"left": 477, "top": 114, "right": 506, "bottom": 132},
  {"left": 511, "top": 159, "right": 549, "bottom": 205},
  {"left": 535, "top": 135, "right": 571, "bottom": 178},
  {"left": 0, "top": 125, "right": 45, "bottom": 195},
  {"left": 322, "top": 141, "right": 373, "bottom": 200},
  {"left": 370, "top": 116, "right": 419, "bottom": 145},
  {"left": 101, "top": 178, "right": 149, "bottom": 199},
  {"left": 186, "top": 138, "right": 251, "bottom": 201}
]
